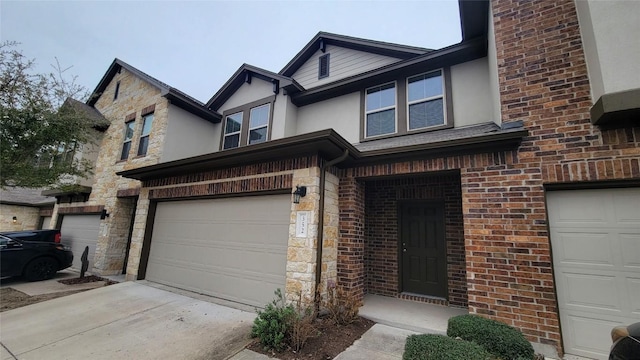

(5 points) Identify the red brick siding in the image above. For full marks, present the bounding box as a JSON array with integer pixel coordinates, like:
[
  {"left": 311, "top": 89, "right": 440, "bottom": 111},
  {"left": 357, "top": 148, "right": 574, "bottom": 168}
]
[
  {"left": 144, "top": 156, "right": 318, "bottom": 188},
  {"left": 337, "top": 177, "right": 366, "bottom": 300},
  {"left": 364, "top": 173, "right": 467, "bottom": 308},
  {"left": 149, "top": 174, "right": 292, "bottom": 200}
]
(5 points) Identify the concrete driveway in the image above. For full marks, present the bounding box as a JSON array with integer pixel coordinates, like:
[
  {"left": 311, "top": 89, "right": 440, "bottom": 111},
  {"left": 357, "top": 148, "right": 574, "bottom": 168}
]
[{"left": 0, "top": 282, "right": 256, "bottom": 360}]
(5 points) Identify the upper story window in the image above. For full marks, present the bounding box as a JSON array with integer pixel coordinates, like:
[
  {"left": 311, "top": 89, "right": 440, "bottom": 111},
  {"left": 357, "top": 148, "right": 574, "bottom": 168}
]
[
  {"left": 121, "top": 120, "right": 135, "bottom": 160},
  {"left": 407, "top": 71, "right": 444, "bottom": 130},
  {"left": 248, "top": 104, "right": 269, "bottom": 144},
  {"left": 137, "top": 113, "right": 153, "bottom": 156},
  {"left": 221, "top": 96, "right": 274, "bottom": 150},
  {"left": 365, "top": 82, "right": 396, "bottom": 138},
  {"left": 318, "top": 54, "right": 330, "bottom": 79},
  {"left": 223, "top": 112, "right": 243, "bottom": 149},
  {"left": 361, "top": 68, "right": 451, "bottom": 141}
]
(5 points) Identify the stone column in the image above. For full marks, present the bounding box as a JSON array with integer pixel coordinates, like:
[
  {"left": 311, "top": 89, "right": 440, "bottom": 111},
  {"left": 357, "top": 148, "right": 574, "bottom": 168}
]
[
  {"left": 286, "top": 167, "right": 320, "bottom": 303},
  {"left": 125, "top": 188, "right": 150, "bottom": 281}
]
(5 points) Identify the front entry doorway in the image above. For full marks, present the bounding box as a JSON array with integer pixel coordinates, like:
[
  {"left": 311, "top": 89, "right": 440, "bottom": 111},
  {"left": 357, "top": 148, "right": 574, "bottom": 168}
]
[{"left": 400, "top": 201, "right": 447, "bottom": 298}]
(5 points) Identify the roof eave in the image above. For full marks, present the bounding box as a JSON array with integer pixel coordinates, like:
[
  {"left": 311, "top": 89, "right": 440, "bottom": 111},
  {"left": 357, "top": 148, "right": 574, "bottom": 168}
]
[
  {"left": 206, "top": 64, "right": 303, "bottom": 112},
  {"left": 279, "top": 32, "right": 432, "bottom": 77},
  {"left": 117, "top": 129, "right": 360, "bottom": 181},
  {"left": 290, "top": 36, "right": 487, "bottom": 107},
  {"left": 164, "top": 90, "right": 222, "bottom": 123}
]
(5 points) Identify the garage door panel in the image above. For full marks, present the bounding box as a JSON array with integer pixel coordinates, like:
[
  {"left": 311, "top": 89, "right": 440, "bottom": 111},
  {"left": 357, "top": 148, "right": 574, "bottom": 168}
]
[
  {"left": 561, "top": 312, "right": 623, "bottom": 360},
  {"left": 60, "top": 215, "right": 101, "bottom": 271},
  {"left": 147, "top": 195, "right": 290, "bottom": 308},
  {"left": 559, "top": 272, "right": 622, "bottom": 312},
  {"left": 627, "top": 277, "right": 640, "bottom": 314},
  {"left": 548, "top": 188, "right": 640, "bottom": 359},
  {"left": 552, "top": 231, "right": 614, "bottom": 267},
  {"left": 613, "top": 192, "right": 640, "bottom": 224},
  {"left": 621, "top": 233, "right": 640, "bottom": 268}
]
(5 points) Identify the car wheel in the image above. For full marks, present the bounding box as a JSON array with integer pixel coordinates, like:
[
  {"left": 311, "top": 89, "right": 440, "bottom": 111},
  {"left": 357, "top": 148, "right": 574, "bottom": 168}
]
[{"left": 24, "top": 257, "right": 58, "bottom": 281}]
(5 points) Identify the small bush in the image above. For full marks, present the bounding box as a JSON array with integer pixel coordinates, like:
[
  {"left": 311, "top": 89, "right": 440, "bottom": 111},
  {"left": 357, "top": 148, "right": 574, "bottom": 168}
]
[
  {"left": 403, "top": 334, "right": 493, "bottom": 360},
  {"left": 251, "top": 289, "right": 295, "bottom": 352},
  {"left": 289, "top": 292, "right": 318, "bottom": 352},
  {"left": 447, "top": 315, "right": 534, "bottom": 360},
  {"left": 322, "top": 282, "right": 361, "bottom": 325}
]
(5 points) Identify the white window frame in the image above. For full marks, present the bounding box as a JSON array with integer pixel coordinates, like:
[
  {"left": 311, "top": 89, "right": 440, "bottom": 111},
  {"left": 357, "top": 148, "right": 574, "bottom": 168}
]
[
  {"left": 248, "top": 104, "right": 270, "bottom": 145},
  {"left": 223, "top": 111, "right": 243, "bottom": 149},
  {"left": 121, "top": 120, "right": 135, "bottom": 160},
  {"left": 364, "top": 81, "right": 397, "bottom": 138},
  {"left": 137, "top": 113, "right": 154, "bottom": 156},
  {"left": 406, "top": 69, "right": 446, "bottom": 131}
]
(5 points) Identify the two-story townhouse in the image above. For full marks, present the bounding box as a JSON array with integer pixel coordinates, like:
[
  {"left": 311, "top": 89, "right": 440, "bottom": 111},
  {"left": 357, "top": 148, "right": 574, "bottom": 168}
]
[
  {"left": 115, "top": 0, "right": 639, "bottom": 359},
  {"left": 44, "top": 59, "right": 221, "bottom": 273}
]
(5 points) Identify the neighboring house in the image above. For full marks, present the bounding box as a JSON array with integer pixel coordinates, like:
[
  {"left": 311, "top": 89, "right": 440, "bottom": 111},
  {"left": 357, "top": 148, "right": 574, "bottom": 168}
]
[
  {"left": 50, "top": 0, "right": 639, "bottom": 359},
  {"left": 43, "top": 58, "right": 220, "bottom": 273},
  {"left": 0, "top": 187, "right": 55, "bottom": 231}
]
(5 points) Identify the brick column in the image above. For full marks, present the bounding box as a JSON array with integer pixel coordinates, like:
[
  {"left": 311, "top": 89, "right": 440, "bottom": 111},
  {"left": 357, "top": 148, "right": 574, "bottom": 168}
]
[{"left": 337, "top": 175, "right": 365, "bottom": 300}]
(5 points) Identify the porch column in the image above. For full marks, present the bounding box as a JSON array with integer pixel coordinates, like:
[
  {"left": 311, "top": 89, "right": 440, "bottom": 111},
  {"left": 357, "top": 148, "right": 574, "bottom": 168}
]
[
  {"left": 337, "top": 175, "right": 365, "bottom": 301},
  {"left": 125, "top": 188, "right": 150, "bottom": 281}
]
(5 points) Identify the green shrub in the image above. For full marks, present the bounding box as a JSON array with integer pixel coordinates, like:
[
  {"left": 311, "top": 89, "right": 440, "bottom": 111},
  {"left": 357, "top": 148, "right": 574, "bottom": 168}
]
[
  {"left": 403, "top": 334, "right": 493, "bottom": 360},
  {"left": 447, "top": 315, "right": 534, "bottom": 360},
  {"left": 251, "top": 289, "right": 295, "bottom": 352}
]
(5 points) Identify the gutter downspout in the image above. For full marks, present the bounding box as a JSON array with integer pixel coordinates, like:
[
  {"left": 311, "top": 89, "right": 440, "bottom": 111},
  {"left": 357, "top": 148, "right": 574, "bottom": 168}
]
[{"left": 314, "top": 149, "right": 350, "bottom": 306}]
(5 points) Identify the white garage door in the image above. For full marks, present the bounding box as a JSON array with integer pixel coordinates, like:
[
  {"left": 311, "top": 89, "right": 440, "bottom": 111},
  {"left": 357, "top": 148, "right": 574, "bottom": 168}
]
[
  {"left": 547, "top": 188, "right": 640, "bottom": 359},
  {"left": 60, "top": 214, "right": 101, "bottom": 271},
  {"left": 146, "top": 194, "right": 290, "bottom": 308}
]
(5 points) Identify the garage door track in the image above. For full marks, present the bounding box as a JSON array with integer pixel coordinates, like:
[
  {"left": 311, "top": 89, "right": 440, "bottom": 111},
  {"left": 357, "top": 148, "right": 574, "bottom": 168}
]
[{"left": 0, "top": 282, "right": 255, "bottom": 360}]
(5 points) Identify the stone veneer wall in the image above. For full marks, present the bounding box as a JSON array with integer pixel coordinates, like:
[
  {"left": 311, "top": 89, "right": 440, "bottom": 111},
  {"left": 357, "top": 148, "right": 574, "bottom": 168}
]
[
  {"left": 51, "top": 67, "right": 170, "bottom": 275},
  {"left": 0, "top": 204, "right": 40, "bottom": 231},
  {"left": 364, "top": 173, "right": 467, "bottom": 308}
]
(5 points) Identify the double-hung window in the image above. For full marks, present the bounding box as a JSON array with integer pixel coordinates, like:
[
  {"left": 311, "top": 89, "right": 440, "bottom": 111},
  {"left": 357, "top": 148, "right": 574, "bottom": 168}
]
[
  {"left": 248, "top": 104, "right": 269, "bottom": 145},
  {"left": 221, "top": 97, "right": 273, "bottom": 150},
  {"left": 223, "top": 112, "right": 243, "bottom": 149},
  {"left": 121, "top": 121, "right": 135, "bottom": 160},
  {"left": 407, "top": 70, "right": 445, "bottom": 130},
  {"left": 137, "top": 113, "right": 153, "bottom": 156},
  {"left": 365, "top": 82, "right": 396, "bottom": 138}
]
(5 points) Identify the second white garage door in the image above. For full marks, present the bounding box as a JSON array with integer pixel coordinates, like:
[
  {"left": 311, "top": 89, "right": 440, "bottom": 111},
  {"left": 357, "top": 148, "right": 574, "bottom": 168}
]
[
  {"left": 547, "top": 188, "right": 640, "bottom": 359},
  {"left": 146, "top": 194, "right": 291, "bottom": 308},
  {"left": 60, "top": 214, "right": 101, "bottom": 271}
]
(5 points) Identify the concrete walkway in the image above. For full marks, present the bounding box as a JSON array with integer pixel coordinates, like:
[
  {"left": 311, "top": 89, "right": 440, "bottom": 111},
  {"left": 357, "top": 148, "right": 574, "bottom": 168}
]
[
  {"left": 0, "top": 282, "right": 255, "bottom": 360},
  {"left": 0, "top": 270, "right": 108, "bottom": 295}
]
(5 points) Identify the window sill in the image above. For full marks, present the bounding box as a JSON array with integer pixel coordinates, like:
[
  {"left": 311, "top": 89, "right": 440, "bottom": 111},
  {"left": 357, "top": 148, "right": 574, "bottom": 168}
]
[{"left": 361, "top": 123, "right": 452, "bottom": 143}]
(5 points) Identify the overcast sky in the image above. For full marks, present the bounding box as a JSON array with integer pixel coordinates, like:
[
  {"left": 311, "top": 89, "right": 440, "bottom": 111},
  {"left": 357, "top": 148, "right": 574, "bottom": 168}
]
[{"left": 1, "top": 0, "right": 461, "bottom": 103}]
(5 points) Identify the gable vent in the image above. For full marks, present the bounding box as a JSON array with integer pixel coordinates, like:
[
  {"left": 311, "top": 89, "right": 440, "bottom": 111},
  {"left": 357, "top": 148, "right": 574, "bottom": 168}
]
[{"left": 318, "top": 53, "right": 330, "bottom": 79}]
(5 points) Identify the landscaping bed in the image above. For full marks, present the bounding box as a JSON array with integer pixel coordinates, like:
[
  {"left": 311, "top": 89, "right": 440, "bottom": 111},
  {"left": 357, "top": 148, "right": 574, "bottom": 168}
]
[
  {"left": 0, "top": 287, "right": 90, "bottom": 312},
  {"left": 248, "top": 315, "right": 374, "bottom": 360},
  {"left": 58, "top": 275, "right": 118, "bottom": 285}
]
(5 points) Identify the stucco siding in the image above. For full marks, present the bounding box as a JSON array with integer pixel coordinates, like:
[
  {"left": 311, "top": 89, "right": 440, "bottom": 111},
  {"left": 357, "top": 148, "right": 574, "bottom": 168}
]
[
  {"left": 217, "top": 79, "right": 274, "bottom": 113},
  {"left": 296, "top": 92, "right": 360, "bottom": 143},
  {"left": 271, "top": 94, "right": 295, "bottom": 140},
  {"left": 575, "top": 0, "right": 640, "bottom": 100},
  {"left": 487, "top": 5, "right": 502, "bottom": 125},
  {"left": 162, "top": 104, "right": 219, "bottom": 162},
  {"left": 450, "top": 58, "right": 495, "bottom": 127},
  {"left": 291, "top": 45, "right": 401, "bottom": 89}
]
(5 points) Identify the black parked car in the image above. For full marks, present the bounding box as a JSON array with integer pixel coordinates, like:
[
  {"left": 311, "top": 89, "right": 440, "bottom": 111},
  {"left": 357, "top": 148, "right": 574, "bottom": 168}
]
[{"left": 0, "top": 234, "right": 73, "bottom": 281}]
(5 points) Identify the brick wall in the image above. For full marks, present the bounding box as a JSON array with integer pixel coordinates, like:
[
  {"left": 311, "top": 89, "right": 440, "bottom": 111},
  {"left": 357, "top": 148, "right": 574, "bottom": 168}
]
[{"left": 364, "top": 173, "right": 467, "bottom": 307}]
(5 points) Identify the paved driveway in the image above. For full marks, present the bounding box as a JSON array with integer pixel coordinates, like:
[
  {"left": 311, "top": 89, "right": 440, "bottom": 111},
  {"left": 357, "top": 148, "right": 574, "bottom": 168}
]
[{"left": 0, "top": 282, "right": 255, "bottom": 360}]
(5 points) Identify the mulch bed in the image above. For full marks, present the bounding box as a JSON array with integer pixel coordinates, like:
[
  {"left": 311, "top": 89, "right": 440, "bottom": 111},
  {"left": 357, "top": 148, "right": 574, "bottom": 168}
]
[
  {"left": 0, "top": 287, "right": 90, "bottom": 312},
  {"left": 58, "top": 275, "right": 118, "bottom": 286},
  {"left": 247, "top": 316, "right": 375, "bottom": 360}
]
